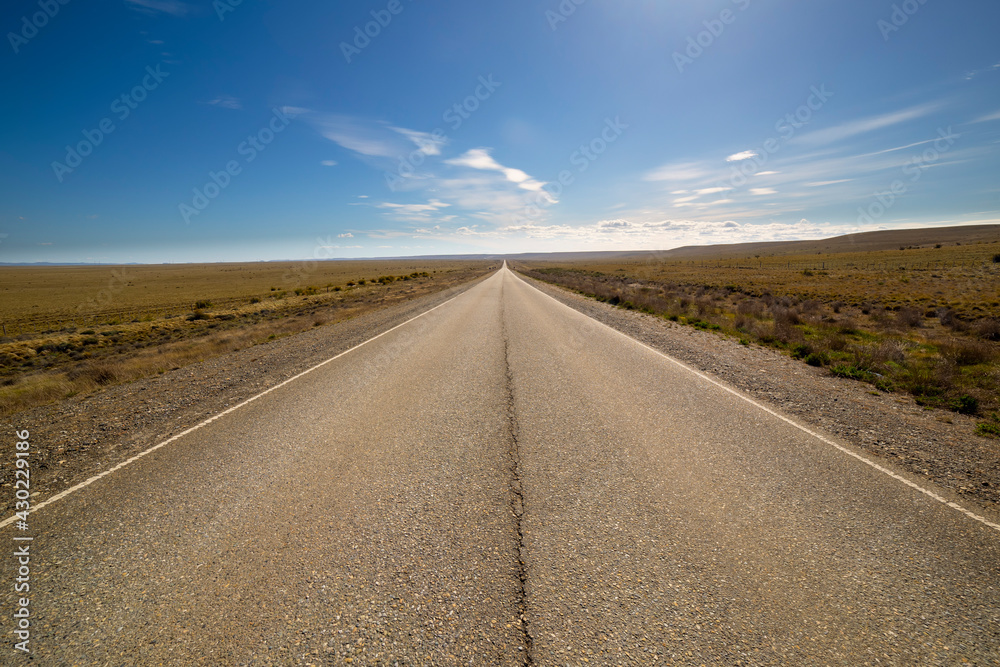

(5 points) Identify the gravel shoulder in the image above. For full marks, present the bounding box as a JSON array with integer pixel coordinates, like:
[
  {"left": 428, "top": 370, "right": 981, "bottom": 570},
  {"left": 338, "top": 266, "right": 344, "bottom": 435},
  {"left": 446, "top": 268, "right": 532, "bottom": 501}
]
[
  {"left": 1, "top": 276, "right": 487, "bottom": 513},
  {"left": 520, "top": 273, "right": 1000, "bottom": 512}
]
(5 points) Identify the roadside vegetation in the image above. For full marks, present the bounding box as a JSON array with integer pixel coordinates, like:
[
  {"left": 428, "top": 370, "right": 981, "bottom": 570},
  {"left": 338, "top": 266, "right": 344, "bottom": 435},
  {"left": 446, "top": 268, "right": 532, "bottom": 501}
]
[
  {"left": 0, "top": 262, "right": 492, "bottom": 416},
  {"left": 516, "top": 240, "right": 1000, "bottom": 436}
]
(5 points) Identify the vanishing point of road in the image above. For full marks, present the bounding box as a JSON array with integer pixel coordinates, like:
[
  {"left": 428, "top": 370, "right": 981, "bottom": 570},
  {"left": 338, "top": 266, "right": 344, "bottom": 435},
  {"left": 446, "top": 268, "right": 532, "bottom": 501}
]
[{"left": 5, "top": 266, "right": 1000, "bottom": 665}]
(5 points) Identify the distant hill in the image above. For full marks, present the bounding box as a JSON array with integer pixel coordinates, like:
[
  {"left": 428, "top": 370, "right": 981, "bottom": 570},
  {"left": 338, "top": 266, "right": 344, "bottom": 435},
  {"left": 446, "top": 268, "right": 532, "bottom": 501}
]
[
  {"left": 639, "top": 224, "right": 1000, "bottom": 260},
  {"left": 508, "top": 224, "right": 1000, "bottom": 263}
]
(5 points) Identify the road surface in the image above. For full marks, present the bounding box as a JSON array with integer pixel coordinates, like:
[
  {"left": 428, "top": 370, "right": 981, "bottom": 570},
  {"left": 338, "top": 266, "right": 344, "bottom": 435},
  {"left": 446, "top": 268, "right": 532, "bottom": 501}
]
[{"left": 5, "top": 266, "right": 1000, "bottom": 665}]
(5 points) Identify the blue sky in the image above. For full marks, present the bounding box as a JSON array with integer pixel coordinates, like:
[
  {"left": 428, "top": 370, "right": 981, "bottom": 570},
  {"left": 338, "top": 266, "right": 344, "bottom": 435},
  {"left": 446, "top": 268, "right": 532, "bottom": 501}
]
[{"left": 1, "top": 0, "right": 998, "bottom": 263}]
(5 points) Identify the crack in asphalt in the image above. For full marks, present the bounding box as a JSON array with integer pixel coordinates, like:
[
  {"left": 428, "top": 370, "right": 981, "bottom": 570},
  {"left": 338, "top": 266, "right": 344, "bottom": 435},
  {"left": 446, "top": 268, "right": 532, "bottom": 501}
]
[{"left": 501, "top": 285, "right": 535, "bottom": 666}]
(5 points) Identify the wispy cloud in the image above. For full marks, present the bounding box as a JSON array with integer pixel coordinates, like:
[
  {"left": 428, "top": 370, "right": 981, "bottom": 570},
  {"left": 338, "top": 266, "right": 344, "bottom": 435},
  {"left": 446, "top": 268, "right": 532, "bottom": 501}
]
[
  {"left": 445, "top": 148, "right": 553, "bottom": 200},
  {"left": 125, "top": 0, "right": 191, "bottom": 17},
  {"left": 805, "top": 179, "right": 853, "bottom": 187},
  {"left": 972, "top": 109, "right": 1000, "bottom": 123},
  {"left": 963, "top": 62, "right": 1000, "bottom": 81},
  {"left": 793, "top": 103, "right": 941, "bottom": 146},
  {"left": 320, "top": 160, "right": 338, "bottom": 167},
  {"left": 206, "top": 95, "right": 242, "bottom": 110},
  {"left": 644, "top": 161, "right": 711, "bottom": 182},
  {"left": 726, "top": 150, "right": 759, "bottom": 162},
  {"left": 391, "top": 127, "right": 446, "bottom": 156}
]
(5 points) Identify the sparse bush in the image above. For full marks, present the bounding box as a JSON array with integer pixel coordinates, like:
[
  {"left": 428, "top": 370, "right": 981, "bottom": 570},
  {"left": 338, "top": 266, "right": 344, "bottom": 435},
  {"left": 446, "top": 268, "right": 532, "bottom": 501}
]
[
  {"left": 195, "top": 300, "right": 212, "bottom": 309},
  {"left": 973, "top": 318, "right": 1000, "bottom": 342},
  {"left": 250, "top": 297, "right": 261, "bottom": 304},
  {"left": 939, "top": 338, "right": 996, "bottom": 366},
  {"left": 894, "top": 308, "right": 922, "bottom": 329},
  {"left": 977, "top": 414, "right": 1000, "bottom": 438},
  {"left": 831, "top": 364, "right": 873, "bottom": 381},
  {"left": 804, "top": 352, "right": 827, "bottom": 367},
  {"left": 953, "top": 395, "right": 980, "bottom": 415},
  {"left": 187, "top": 309, "right": 210, "bottom": 321}
]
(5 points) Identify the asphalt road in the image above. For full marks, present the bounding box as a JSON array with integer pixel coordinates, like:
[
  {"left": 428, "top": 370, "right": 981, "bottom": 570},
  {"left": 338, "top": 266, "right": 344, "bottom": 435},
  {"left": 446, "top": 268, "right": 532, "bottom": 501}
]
[{"left": 5, "top": 266, "right": 1000, "bottom": 665}]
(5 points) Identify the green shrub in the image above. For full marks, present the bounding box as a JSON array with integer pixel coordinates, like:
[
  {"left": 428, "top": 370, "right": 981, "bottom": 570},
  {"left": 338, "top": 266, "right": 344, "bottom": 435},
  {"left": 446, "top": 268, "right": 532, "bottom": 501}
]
[
  {"left": 976, "top": 414, "right": 1000, "bottom": 438},
  {"left": 830, "top": 364, "right": 873, "bottom": 381},
  {"left": 953, "top": 395, "right": 980, "bottom": 415},
  {"left": 791, "top": 343, "right": 811, "bottom": 360},
  {"left": 804, "top": 352, "right": 827, "bottom": 367}
]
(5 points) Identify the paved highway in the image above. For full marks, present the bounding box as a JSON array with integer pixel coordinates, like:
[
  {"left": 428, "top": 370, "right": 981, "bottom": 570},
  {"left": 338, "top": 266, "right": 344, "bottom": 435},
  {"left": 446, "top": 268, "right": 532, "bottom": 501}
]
[{"left": 6, "top": 266, "right": 1000, "bottom": 665}]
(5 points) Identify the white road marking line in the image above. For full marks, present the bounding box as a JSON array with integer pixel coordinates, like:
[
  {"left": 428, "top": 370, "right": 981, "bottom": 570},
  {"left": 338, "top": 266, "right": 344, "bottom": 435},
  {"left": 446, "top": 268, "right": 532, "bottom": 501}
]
[
  {"left": 1, "top": 291, "right": 466, "bottom": 530},
  {"left": 508, "top": 269, "right": 1000, "bottom": 534}
]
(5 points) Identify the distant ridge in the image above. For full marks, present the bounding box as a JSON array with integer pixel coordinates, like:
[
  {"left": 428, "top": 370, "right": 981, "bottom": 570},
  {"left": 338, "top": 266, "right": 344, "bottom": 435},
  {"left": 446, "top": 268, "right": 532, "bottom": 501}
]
[{"left": 2, "top": 224, "right": 997, "bottom": 266}]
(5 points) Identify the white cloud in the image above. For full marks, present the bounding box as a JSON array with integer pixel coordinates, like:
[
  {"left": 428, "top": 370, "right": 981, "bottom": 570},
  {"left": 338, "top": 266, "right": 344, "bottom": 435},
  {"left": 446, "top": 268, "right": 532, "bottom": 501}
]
[
  {"left": 378, "top": 199, "right": 450, "bottom": 213},
  {"left": 320, "top": 160, "right": 338, "bottom": 167},
  {"left": 972, "top": 109, "right": 1000, "bottom": 123},
  {"left": 793, "top": 103, "right": 941, "bottom": 146},
  {"left": 964, "top": 62, "right": 1000, "bottom": 80},
  {"left": 805, "top": 179, "right": 853, "bottom": 187},
  {"left": 337, "top": 232, "right": 353, "bottom": 238},
  {"left": 750, "top": 188, "right": 777, "bottom": 196},
  {"left": 125, "top": 0, "right": 190, "bottom": 16},
  {"left": 206, "top": 95, "right": 241, "bottom": 109},
  {"left": 391, "top": 127, "right": 446, "bottom": 156},
  {"left": 644, "top": 161, "right": 710, "bottom": 182},
  {"left": 445, "top": 148, "right": 554, "bottom": 201},
  {"left": 726, "top": 151, "right": 759, "bottom": 162}
]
